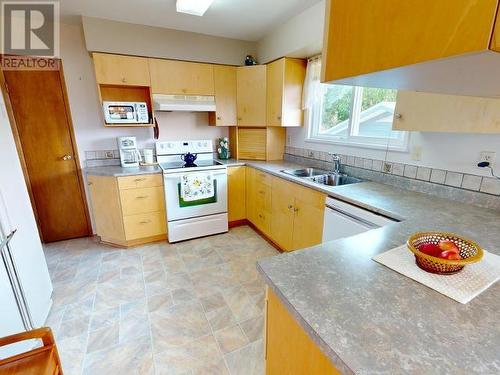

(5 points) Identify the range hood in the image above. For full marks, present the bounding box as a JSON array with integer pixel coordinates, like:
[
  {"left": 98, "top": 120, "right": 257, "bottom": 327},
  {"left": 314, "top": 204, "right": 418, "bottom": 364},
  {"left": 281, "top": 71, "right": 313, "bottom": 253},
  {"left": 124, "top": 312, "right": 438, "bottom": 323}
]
[{"left": 153, "top": 94, "right": 216, "bottom": 112}]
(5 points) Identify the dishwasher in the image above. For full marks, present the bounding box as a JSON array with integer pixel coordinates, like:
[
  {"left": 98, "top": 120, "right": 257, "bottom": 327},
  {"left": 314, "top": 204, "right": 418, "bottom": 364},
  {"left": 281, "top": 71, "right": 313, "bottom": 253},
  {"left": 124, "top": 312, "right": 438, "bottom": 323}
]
[{"left": 322, "top": 197, "right": 398, "bottom": 242}]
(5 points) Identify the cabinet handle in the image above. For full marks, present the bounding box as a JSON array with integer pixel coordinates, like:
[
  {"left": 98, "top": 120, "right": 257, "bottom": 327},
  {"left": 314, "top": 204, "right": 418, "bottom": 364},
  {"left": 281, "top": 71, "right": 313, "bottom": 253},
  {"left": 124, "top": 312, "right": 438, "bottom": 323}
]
[
  {"left": 258, "top": 214, "right": 264, "bottom": 219},
  {"left": 139, "top": 220, "right": 151, "bottom": 224},
  {"left": 134, "top": 178, "right": 146, "bottom": 182},
  {"left": 394, "top": 113, "right": 402, "bottom": 120},
  {"left": 287, "top": 204, "right": 293, "bottom": 210},
  {"left": 237, "top": 117, "right": 242, "bottom": 121},
  {"left": 277, "top": 116, "right": 282, "bottom": 120},
  {"left": 294, "top": 208, "right": 299, "bottom": 213},
  {"left": 258, "top": 190, "right": 265, "bottom": 195},
  {"left": 88, "top": 182, "right": 93, "bottom": 186},
  {"left": 136, "top": 195, "right": 148, "bottom": 199},
  {"left": 121, "top": 77, "right": 127, "bottom": 83},
  {"left": 217, "top": 116, "right": 222, "bottom": 120}
]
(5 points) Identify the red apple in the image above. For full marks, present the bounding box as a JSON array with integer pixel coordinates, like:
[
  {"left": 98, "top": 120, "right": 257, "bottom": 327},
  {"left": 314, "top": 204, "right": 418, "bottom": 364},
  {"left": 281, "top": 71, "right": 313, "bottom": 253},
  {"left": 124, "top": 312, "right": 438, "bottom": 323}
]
[
  {"left": 438, "top": 240, "right": 459, "bottom": 254},
  {"left": 419, "top": 243, "right": 442, "bottom": 257}
]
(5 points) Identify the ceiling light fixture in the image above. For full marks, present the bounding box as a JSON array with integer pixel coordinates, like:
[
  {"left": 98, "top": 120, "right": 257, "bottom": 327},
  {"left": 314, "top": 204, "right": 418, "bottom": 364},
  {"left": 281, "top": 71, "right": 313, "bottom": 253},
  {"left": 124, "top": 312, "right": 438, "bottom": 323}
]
[{"left": 176, "top": 0, "right": 214, "bottom": 16}]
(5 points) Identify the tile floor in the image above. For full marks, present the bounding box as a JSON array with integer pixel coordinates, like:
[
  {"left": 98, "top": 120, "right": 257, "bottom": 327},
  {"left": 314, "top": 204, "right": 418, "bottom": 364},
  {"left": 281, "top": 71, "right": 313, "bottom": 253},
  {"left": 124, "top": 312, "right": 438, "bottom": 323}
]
[{"left": 43, "top": 226, "right": 279, "bottom": 375}]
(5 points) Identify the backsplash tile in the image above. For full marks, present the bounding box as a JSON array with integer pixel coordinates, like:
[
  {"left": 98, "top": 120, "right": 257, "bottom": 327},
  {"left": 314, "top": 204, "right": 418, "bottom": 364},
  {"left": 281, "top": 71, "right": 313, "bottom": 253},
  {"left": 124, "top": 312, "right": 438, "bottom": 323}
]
[{"left": 284, "top": 146, "right": 500, "bottom": 210}]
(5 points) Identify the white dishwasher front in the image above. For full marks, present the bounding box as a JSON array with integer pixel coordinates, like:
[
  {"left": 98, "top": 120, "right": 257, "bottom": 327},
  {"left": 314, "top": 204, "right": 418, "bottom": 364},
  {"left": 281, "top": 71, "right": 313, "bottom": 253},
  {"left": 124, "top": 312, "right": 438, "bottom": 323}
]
[{"left": 322, "top": 197, "right": 397, "bottom": 243}]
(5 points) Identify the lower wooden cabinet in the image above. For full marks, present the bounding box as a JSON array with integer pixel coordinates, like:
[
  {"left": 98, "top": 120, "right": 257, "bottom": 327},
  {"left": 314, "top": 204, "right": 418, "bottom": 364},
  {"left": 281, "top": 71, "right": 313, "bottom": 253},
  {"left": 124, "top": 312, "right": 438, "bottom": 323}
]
[
  {"left": 245, "top": 167, "right": 326, "bottom": 251},
  {"left": 88, "top": 173, "right": 167, "bottom": 247},
  {"left": 227, "top": 166, "right": 246, "bottom": 222},
  {"left": 265, "top": 287, "right": 340, "bottom": 374}
]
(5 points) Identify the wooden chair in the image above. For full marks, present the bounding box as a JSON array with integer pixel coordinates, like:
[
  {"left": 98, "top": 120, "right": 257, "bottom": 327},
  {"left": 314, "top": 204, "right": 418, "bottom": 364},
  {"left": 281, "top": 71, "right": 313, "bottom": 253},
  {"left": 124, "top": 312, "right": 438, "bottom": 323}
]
[{"left": 0, "top": 327, "right": 63, "bottom": 375}]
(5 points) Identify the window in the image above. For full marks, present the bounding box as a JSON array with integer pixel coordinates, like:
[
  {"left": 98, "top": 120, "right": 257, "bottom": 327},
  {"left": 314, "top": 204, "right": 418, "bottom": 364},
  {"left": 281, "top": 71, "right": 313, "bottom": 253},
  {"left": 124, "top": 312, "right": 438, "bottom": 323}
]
[{"left": 304, "top": 60, "right": 408, "bottom": 151}]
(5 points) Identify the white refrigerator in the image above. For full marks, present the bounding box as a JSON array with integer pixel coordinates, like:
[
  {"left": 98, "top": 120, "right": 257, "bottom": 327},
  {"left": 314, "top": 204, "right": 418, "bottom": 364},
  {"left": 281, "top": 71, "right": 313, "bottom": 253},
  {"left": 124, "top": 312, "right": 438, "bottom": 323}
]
[{"left": 0, "top": 92, "right": 53, "bottom": 357}]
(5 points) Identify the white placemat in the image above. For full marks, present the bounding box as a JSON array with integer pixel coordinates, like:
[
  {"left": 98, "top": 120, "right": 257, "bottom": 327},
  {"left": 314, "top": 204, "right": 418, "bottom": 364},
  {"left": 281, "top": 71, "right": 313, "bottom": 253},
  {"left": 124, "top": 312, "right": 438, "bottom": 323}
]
[{"left": 373, "top": 245, "right": 500, "bottom": 304}]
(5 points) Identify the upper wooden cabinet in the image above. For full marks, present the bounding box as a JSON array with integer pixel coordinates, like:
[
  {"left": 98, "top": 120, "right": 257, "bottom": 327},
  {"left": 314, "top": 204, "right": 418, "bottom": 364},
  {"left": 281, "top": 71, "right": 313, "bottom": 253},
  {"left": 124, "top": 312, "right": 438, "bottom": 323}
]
[
  {"left": 393, "top": 91, "right": 500, "bottom": 133},
  {"left": 149, "top": 59, "right": 214, "bottom": 95},
  {"left": 267, "top": 58, "right": 306, "bottom": 127},
  {"left": 237, "top": 65, "right": 267, "bottom": 126},
  {"left": 322, "top": 0, "right": 500, "bottom": 97},
  {"left": 209, "top": 65, "right": 237, "bottom": 126},
  {"left": 92, "top": 53, "right": 150, "bottom": 86}
]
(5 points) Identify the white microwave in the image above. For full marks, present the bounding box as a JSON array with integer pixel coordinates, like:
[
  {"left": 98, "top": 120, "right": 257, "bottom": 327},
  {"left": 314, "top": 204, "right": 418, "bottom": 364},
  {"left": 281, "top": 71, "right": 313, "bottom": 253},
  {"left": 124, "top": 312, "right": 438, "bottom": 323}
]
[{"left": 103, "top": 101, "right": 149, "bottom": 124}]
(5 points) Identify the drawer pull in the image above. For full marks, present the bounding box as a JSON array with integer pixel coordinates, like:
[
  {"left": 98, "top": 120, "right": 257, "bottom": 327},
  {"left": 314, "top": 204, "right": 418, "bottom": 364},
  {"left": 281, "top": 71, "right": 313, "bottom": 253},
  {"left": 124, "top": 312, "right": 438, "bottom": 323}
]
[
  {"left": 139, "top": 220, "right": 151, "bottom": 224},
  {"left": 288, "top": 204, "right": 293, "bottom": 210},
  {"left": 134, "top": 178, "right": 146, "bottom": 182},
  {"left": 258, "top": 214, "right": 264, "bottom": 219},
  {"left": 135, "top": 195, "right": 148, "bottom": 199},
  {"left": 258, "top": 190, "right": 265, "bottom": 195}
]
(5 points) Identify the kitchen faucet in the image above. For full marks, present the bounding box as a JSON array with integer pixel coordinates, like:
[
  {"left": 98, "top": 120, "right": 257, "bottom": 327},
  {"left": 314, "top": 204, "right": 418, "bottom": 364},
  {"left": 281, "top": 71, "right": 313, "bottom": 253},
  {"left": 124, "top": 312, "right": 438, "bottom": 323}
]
[{"left": 329, "top": 153, "right": 341, "bottom": 174}]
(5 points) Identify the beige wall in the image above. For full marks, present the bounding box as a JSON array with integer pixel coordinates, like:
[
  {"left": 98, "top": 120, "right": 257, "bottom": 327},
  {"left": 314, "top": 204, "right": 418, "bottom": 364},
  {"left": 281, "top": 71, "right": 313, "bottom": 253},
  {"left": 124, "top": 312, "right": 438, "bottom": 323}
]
[
  {"left": 257, "top": 0, "right": 325, "bottom": 63},
  {"left": 61, "top": 22, "right": 228, "bottom": 166},
  {"left": 82, "top": 16, "right": 257, "bottom": 66}
]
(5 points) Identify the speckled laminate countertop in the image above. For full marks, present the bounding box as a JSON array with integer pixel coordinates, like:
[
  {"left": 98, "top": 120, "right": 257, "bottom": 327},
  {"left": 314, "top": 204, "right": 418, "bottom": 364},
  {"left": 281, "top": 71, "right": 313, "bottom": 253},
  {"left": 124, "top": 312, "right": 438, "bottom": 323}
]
[
  {"left": 84, "top": 165, "right": 163, "bottom": 177},
  {"left": 222, "top": 160, "right": 500, "bottom": 374}
]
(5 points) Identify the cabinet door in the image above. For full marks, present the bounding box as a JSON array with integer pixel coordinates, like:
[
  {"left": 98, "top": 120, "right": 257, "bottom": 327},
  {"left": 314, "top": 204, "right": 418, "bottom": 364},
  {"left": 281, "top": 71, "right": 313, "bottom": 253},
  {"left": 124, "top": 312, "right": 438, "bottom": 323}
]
[
  {"left": 291, "top": 185, "right": 326, "bottom": 250},
  {"left": 227, "top": 166, "right": 246, "bottom": 222},
  {"left": 322, "top": 0, "right": 497, "bottom": 82},
  {"left": 270, "top": 177, "right": 295, "bottom": 251},
  {"left": 266, "top": 59, "right": 284, "bottom": 127},
  {"left": 149, "top": 59, "right": 214, "bottom": 95},
  {"left": 393, "top": 90, "right": 500, "bottom": 133},
  {"left": 213, "top": 66, "right": 237, "bottom": 126},
  {"left": 245, "top": 167, "right": 256, "bottom": 223},
  {"left": 93, "top": 53, "right": 150, "bottom": 86},
  {"left": 237, "top": 66, "right": 267, "bottom": 126}
]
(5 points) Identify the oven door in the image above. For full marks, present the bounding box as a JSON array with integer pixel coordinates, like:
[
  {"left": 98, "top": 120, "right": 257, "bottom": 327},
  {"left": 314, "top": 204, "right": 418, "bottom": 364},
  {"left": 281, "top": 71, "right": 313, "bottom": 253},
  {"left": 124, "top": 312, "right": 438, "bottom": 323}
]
[{"left": 163, "top": 169, "right": 227, "bottom": 221}]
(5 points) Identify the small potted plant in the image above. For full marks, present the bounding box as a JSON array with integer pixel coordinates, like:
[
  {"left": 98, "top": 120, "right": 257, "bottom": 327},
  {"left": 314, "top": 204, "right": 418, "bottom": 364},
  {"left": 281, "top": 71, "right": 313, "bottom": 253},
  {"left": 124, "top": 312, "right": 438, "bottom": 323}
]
[{"left": 217, "top": 137, "right": 230, "bottom": 160}]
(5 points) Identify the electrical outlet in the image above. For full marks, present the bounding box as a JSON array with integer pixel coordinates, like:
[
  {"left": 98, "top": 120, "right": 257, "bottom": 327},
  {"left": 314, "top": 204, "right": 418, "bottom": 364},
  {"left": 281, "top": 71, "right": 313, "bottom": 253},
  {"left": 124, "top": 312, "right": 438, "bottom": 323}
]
[
  {"left": 480, "top": 151, "right": 496, "bottom": 165},
  {"left": 104, "top": 151, "right": 114, "bottom": 159},
  {"left": 383, "top": 162, "right": 392, "bottom": 173}
]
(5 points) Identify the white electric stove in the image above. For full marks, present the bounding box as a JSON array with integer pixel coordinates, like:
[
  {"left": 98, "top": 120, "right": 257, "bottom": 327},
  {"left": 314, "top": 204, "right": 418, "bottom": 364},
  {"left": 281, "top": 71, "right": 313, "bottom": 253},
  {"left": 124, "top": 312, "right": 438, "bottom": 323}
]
[{"left": 156, "top": 140, "right": 228, "bottom": 242}]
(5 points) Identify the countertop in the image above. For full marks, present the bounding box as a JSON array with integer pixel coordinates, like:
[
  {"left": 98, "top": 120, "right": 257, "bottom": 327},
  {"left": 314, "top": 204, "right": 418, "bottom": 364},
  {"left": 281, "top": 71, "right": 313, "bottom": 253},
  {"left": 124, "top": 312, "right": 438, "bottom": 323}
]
[
  {"left": 228, "top": 160, "right": 500, "bottom": 374},
  {"left": 84, "top": 165, "right": 162, "bottom": 177}
]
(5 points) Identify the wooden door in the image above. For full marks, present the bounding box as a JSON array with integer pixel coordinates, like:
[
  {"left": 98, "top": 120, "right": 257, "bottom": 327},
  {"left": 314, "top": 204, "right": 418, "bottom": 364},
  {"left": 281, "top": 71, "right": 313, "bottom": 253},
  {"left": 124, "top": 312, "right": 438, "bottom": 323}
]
[
  {"left": 270, "top": 177, "right": 295, "bottom": 251},
  {"left": 4, "top": 69, "right": 91, "bottom": 242},
  {"left": 227, "top": 166, "right": 246, "bottom": 222},
  {"left": 92, "top": 53, "right": 150, "bottom": 86},
  {"left": 266, "top": 59, "right": 284, "bottom": 127},
  {"left": 211, "top": 65, "right": 237, "bottom": 126},
  {"left": 149, "top": 59, "right": 214, "bottom": 95},
  {"left": 236, "top": 65, "right": 266, "bottom": 126},
  {"left": 291, "top": 185, "right": 326, "bottom": 250}
]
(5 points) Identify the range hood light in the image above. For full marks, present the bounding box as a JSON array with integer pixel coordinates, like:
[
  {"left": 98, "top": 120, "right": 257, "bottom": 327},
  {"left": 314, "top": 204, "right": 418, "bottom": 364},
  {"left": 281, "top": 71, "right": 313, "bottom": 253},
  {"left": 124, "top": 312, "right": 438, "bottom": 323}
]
[{"left": 176, "top": 0, "right": 214, "bottom": 16}]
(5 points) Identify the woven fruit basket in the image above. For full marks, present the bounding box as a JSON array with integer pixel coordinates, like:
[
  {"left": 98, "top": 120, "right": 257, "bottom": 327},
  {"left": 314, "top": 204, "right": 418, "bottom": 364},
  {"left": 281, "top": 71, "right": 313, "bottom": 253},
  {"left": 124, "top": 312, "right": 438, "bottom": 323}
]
[{"left": 407, "top": 232, "right": 483, "bottom": 275}]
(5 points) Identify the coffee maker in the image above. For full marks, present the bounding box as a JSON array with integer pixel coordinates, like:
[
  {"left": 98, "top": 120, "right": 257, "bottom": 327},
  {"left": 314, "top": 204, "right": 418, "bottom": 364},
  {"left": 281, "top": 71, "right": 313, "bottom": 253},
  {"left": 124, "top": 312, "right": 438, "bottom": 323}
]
[{"left": 117, "top": 136, "right": 142, "bottom": 168}]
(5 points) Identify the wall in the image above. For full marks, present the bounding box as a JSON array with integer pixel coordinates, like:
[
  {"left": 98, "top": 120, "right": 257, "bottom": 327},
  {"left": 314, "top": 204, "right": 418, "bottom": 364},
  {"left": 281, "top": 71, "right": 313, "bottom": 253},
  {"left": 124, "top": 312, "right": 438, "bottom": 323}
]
[
  {"left": 82, "top": 17, "right": 256, "bottom": 66},
  {"left": 257, "top": 0, "right": 325, "bottom": 63},
  {"left": 288, "top": 126, "right": 500, "bottom": 178},
  {"left": 60, "top": 22, "right": 228, "bottom": 166}
]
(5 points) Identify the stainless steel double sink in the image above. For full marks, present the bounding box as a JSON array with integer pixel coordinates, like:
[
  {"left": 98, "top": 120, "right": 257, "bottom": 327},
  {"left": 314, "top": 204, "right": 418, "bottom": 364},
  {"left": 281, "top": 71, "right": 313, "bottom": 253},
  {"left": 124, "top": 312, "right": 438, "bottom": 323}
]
[{"left": 281, "top": 168, "right": 362, "bottom": 187}]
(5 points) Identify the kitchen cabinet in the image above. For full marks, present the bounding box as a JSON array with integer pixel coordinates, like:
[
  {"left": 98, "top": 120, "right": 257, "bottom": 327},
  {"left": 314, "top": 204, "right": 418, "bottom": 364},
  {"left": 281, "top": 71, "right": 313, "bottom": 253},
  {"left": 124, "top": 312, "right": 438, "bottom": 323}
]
[
  {"left": 246, "top": 167, "right": 272, "bottom": 236},
  {"left": 229, "top": 127, "right": 286, "bottom": 161},
  {"left": 88, "top": 174, "right": 166, "bottom": 247},
  {"left": 236, "top": 65, "right": 267, "bottom": 126},
  {"left": 148, "top": 59, "right": 214, "bottom": 95},
  {"left": 270, "top": 176, "right": 326, "bottom": 251},
  {"left": 267, "top": 58, "right": 307, "bottom": 127},
  {"left": 92, "top": 53, "right": 150, "bottom": 86},
  {"left": 393, "top": 90, "right": 500, "bottom": 133},
  {"left": 322, "top": 0, "right": 500, "bottom": 97},
  {"left": 209, "top": 65, "right": 237, "bottom": 126},
  {"left": 227, "top": 166, "right": 246, "bottom": 222},
  {"left": 265, "top": 287, "right": 340, "bottom": 375}
]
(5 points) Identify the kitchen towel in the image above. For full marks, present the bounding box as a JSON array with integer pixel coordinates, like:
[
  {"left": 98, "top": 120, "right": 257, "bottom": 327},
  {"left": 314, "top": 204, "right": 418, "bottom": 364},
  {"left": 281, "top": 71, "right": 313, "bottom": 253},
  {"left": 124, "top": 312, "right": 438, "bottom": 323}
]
[
  {"left": 373, "top": 245, "right": 500, "bottom": 304},
  {"left": 180, "top": 172, "right": 215, "bottom": 202}
]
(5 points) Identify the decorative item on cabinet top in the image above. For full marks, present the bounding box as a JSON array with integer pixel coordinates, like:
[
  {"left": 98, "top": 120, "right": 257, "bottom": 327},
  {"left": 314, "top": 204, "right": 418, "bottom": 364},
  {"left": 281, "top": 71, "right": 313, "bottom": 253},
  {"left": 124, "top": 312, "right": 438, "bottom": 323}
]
[{"left": 322, "top": 0, "right": 500, "bottom": 97}]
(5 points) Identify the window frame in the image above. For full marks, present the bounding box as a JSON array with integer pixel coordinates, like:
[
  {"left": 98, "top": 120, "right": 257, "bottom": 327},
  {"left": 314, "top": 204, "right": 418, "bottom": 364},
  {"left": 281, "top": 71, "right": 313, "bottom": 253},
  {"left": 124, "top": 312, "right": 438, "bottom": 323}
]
[{"left": 306, "top": 85, "right": 409, "bottom": 152}]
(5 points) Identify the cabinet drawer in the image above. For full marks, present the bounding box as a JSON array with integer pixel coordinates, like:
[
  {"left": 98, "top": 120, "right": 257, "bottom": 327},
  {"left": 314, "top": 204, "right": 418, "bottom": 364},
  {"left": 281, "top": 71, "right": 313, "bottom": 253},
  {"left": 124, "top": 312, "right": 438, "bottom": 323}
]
[
  {"left": 120, "top": 187, "right": 165, "bottom": 216},
  {"left": 123, "top": 211, "right": 166, "bottom": 240},
  {"left": 254, "top": 170, "right": 272, "bottom": 187},
  {"left": 254, "top": 182, "right": 272, "bottom": 211},
  {"left": 117, "top": 174, "right": 163, "bottom": 190},
  {"left": 254, "top": 208, "right": 271, "bottom": 236}
]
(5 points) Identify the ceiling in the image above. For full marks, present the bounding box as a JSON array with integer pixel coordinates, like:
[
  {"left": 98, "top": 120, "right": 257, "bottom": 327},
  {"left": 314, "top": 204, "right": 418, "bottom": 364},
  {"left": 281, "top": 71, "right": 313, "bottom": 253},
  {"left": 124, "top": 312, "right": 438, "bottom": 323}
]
[{"left": 60, "top": 0, "right": 323, "bottom": 41}]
